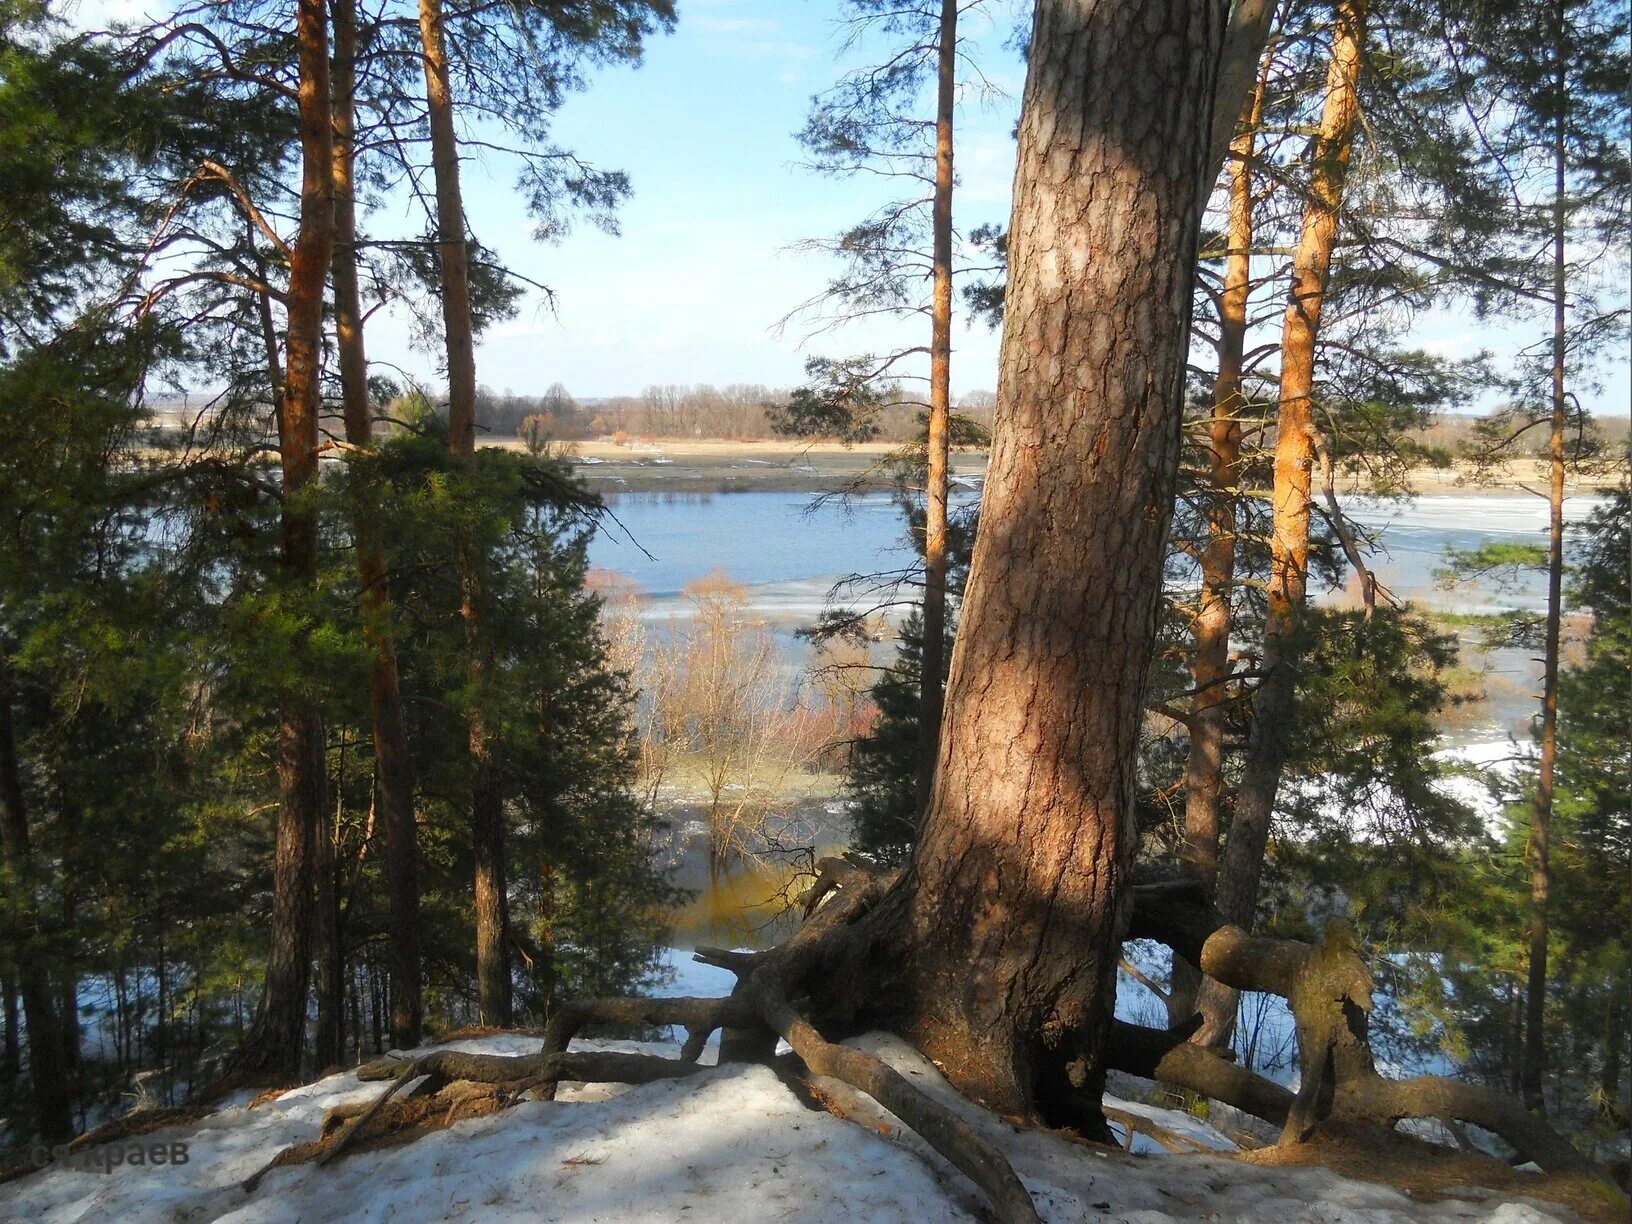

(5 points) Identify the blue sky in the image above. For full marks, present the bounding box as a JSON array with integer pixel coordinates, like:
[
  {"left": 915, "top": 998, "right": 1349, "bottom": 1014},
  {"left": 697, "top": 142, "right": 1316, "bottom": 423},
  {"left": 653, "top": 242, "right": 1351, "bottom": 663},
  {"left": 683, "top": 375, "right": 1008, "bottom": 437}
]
[
  {"left": 362, "top": 0, "right": 1030, "bottom": 400},
  {"left": 72, "top": 0, "right": 1630, "bottom": 413}
]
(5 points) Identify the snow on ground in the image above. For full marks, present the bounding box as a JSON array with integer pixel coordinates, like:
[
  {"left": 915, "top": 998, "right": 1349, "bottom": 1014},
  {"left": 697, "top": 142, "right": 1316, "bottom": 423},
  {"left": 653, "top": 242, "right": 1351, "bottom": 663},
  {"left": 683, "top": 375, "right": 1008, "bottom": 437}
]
[
  {"left": 0, "top": 1032, "right": 1586, "bottom": 1224},
  {"left": 1431, "top": 737, "right": 1535, "bottom": 837}
]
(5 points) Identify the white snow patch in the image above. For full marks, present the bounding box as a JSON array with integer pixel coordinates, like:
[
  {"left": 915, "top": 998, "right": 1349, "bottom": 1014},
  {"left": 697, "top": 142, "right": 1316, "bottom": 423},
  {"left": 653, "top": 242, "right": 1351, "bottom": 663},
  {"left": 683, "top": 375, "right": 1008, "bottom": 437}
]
[
  {"left": 0, "top": 1033, "right": 1589, "bottom": 1224},
  {"left": 1431, "top": 738, "right": 1536, "bottom": 837},
  {"left": 1344, "top": 495, "right": 1609, "bottom": 536}
]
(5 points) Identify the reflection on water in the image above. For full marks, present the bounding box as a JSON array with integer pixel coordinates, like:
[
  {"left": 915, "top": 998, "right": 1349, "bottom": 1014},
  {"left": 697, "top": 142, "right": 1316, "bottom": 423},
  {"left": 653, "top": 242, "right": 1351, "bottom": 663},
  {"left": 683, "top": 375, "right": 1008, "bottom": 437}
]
[
  {"left": 625, "top": 491, "right": 1615, "bottom": 959},
  {"left": 660, "top": 800, "right": 852, "bottom": 951},
  {"left": 668, "top": 860, "right": 808, "bottom": 950}
]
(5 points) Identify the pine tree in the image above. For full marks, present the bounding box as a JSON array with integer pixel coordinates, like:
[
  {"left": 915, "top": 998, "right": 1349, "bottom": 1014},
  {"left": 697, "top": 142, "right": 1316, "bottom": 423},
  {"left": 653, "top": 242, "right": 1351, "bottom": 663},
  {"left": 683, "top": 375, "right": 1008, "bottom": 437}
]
[{"left": 1429, "top": 0, "right": 1629, "bottom": 1110}]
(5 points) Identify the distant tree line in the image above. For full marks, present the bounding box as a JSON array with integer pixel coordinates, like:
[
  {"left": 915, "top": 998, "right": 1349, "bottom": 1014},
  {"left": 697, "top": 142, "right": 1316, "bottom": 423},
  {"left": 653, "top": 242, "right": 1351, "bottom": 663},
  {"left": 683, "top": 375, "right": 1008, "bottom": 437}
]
[{"left": 468, "top": 382, "right": 998, "bottom": 444}]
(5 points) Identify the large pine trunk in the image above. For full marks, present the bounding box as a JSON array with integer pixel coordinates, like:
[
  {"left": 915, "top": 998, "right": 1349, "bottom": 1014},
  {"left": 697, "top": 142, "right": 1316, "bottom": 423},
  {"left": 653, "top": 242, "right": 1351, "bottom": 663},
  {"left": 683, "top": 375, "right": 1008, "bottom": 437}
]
[
  {"left": 914, "top": 0, "right": 956, "bottom": 817},
  {"left": 1196, "top": 0, "right": 1365, "bottom": 1046},
  {"left": 898, "top": 0, "right": 1228, "bottom": 1127},
  {"left": 232, "top": 0, "right": 336, "bottom": 1079},
  {"left": 416, "top": 0, "right": 511, "bottom": 1026},
  {"left": 331, "top": 0, "right": 423, "bottom": 1051}
]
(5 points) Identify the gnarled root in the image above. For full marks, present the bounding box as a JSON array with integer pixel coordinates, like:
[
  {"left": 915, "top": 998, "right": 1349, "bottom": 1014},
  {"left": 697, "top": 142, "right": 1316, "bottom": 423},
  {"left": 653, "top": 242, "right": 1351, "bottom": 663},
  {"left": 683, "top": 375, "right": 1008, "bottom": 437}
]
[
  {"left": 1336, "top": 1072, "right": 1602, "bottom": 1178},
  {"left": 1102, "top": 1105, "right": 1213, "bottom": 1154},
  {"left": 1123, "top": 892, "right": 1613, "bottom": 1185},
  {"left": 1106, "top": 1019, "right": 1294, "bottom": 1129},
  {"left": 355, "top": 1047, "right": 707, "bottom": 1090},
  {"left": 266, "top": 858, "right": 1039, "bottom": 1222},
  {"left": 760, "top": 989, "right": 1039, "bottom": 1223}
]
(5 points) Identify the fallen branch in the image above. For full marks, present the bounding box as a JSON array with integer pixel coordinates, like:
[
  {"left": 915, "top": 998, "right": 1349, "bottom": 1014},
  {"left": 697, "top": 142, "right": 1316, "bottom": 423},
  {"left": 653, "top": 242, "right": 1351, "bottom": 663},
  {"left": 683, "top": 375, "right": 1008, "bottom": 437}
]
[
  {"left": 318, "top": 1061, "right": 416, "bottom": 1168},
  {"left": 1103, "top": 1105, "right": 1213, "bottom": 1154}
]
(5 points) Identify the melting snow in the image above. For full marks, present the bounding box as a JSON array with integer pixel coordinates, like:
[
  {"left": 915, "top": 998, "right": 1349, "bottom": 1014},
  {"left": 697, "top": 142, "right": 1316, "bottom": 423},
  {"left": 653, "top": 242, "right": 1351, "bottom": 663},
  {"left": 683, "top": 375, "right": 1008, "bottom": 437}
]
[{"left": 0, "top": 1032, "right": 1586, "bottom": 1224}]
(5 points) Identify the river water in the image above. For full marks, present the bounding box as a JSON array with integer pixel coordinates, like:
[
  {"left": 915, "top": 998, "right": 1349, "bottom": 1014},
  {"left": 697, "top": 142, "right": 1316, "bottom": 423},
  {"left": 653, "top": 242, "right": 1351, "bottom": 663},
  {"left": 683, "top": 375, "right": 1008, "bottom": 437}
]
[
  {"left": 592, "top": 487, "right": 1609, "bottom": 1079},
  {"left": 588, "top": 488, "right": 1609, "bottom": 615}
]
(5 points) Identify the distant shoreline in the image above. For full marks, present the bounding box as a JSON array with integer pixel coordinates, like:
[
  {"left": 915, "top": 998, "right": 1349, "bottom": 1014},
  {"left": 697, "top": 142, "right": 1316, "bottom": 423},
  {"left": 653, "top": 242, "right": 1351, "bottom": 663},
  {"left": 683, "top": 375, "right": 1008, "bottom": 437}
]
[{"left": 512, "top": 436, "right": 1626, "bottom": 497}]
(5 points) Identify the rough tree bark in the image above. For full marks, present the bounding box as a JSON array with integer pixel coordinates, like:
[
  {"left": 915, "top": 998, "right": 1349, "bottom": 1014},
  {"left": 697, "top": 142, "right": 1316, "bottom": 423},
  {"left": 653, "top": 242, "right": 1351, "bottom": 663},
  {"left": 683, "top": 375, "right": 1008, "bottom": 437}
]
[
  {"left": 914, "top": 0, "right": 956, "bottom": 819},
  {"left": 1524, "top": 17, "right": 1568, "bottom": 1112},
  {"left": 1196, "top": 0, "right": 1366, "bottom": 1047},
  {"left": 331, "top": 0, "right": 423, "bottom": 1050},
  {"left": 417, "top": 0, "right": 478, "bottom": 459},
  {"left": 1171, "top": 70, "right": 1265, "bottom": 1028},
  {"left": 0, "top": 655, "right": 72, "bottom": 1142},
  {"left": 230, "top": 0, "right": 336, "bottom": 1079},
  {"left": 898, "top": 0, "right": 1229, "bottom": 1127},
  {"left": 416, "top": 0, "right": 511, "bottom": 1026}
]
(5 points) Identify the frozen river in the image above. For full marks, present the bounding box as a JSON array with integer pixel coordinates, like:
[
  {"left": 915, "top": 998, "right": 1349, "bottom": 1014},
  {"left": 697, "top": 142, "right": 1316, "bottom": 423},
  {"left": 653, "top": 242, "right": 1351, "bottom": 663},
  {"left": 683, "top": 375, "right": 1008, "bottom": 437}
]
[{"left": 587, "top": 487, "right": 1612, "bottom": 617}]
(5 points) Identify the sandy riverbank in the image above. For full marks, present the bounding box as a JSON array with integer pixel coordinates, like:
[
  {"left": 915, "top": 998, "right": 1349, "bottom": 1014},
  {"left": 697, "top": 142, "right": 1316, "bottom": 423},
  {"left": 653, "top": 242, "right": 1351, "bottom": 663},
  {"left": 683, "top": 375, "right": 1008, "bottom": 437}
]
[
  {"left": 495, "top": 437, "right": 985, "bottom": 493},
  {"left": 496, "top": 437, "right": 1625, "bottom": 497}
]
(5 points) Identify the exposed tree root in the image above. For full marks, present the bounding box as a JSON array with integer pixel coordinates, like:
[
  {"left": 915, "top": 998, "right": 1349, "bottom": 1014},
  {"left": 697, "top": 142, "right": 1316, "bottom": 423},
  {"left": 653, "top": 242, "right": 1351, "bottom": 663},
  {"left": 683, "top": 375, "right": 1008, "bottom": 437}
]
[
  {"left": 533, "top": 859, "right": 1041, "bottom": 1222},
  {"left": 256, "top": 858, "right": 1040, "bottom": 1222},
  {"left": 1107, "top": 1021, "right": 1294, "bottom": 1128},
  {"left": 1120, "top": 885, "right": 1615, "bottom": 1185},
  {"left": 244, "top": 1081, "right": 509, "bottom": 1191},
  {"left": 314, "top": 1061, "right": 419, "bottom": 1170},
  {"left": 257, "top": 857, "right": 1612, "bottom": 1219},
  {"left": 761, "top": 990, "right": 1039, "bottom": 1222},
  {"left": 355, "top": 1047, "right": 708, "bottom": 1090}
]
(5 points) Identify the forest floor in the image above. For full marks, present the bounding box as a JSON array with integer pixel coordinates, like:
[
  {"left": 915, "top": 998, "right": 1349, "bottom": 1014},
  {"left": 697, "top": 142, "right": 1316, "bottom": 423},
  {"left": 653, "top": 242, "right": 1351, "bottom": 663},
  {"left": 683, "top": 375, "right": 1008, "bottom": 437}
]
[{"left": 0, "top": 1029, "right": 1613, "bottom": 1224}]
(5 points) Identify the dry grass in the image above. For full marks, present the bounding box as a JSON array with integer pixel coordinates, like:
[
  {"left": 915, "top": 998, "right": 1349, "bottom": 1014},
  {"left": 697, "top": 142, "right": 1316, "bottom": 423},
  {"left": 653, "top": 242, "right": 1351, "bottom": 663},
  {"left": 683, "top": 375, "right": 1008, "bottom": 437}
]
[
  {"left": 1230, "top": 1120, "right": 1630, "bottom": 1224},
  {"left": 1338, "top": 458, "right": 1626, "bottom": 497},
  {"left": 433, "top": 1025, "right": 545, "bottom": 1044},
  {"left": 255, "top": 1082, "right": 509, "bottom": 1179}
]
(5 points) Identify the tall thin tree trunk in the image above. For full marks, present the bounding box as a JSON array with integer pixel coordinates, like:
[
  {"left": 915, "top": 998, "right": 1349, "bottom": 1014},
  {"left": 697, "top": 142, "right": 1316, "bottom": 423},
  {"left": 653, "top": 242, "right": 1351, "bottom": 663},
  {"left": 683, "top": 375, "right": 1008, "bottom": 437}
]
[
  {"left": 901, "top": 0, "right": 1228, "bottom": 1130},
  {"left": 312, "top": 746, "right": 343, "bottom": 1068},
  {"left": 1207, "top": 0, "right": 1278, "bottom": 182},
  {"left": 331, "top": 0, "right": 423, "bottom": 1050},
  {"left": 1170, "top": 75, "right": 1263, "bottom": 1028},
  {"left": 418, "top": 0, "right": 478, "bottom": 455},
  {"left": 370, "top": 956, "right": 383, "bottom": 1054},
  {"left": 348, "top": 962, "right": 362, "bottom": 1061},
  {"left": 230, "top": 0, "right": 337, "bottom": 1079},
  {"left": 1523, "top": 41, "right": 1568, "bottom": 1111},
  {"left": 56, "top": 791, "right": 81, "bottom": 1080},
  {"left": 416, "top": 0, "right": 510, "bottom": 1025},
  {"left": 0, "top": 656, "right": 72, "bottom": 1142},
  {"left": 1602, "top": 982, "right": 1626, "bottom": 1123},
  {"left": 3, "top": 974, "right": 19, "bottom": 1085},
  {"left": 914, "top": 0, "right": 957, "bottom": 818},
  {"left": 1195, "top": 0, "right": 1365, "bottom": 1047}
]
